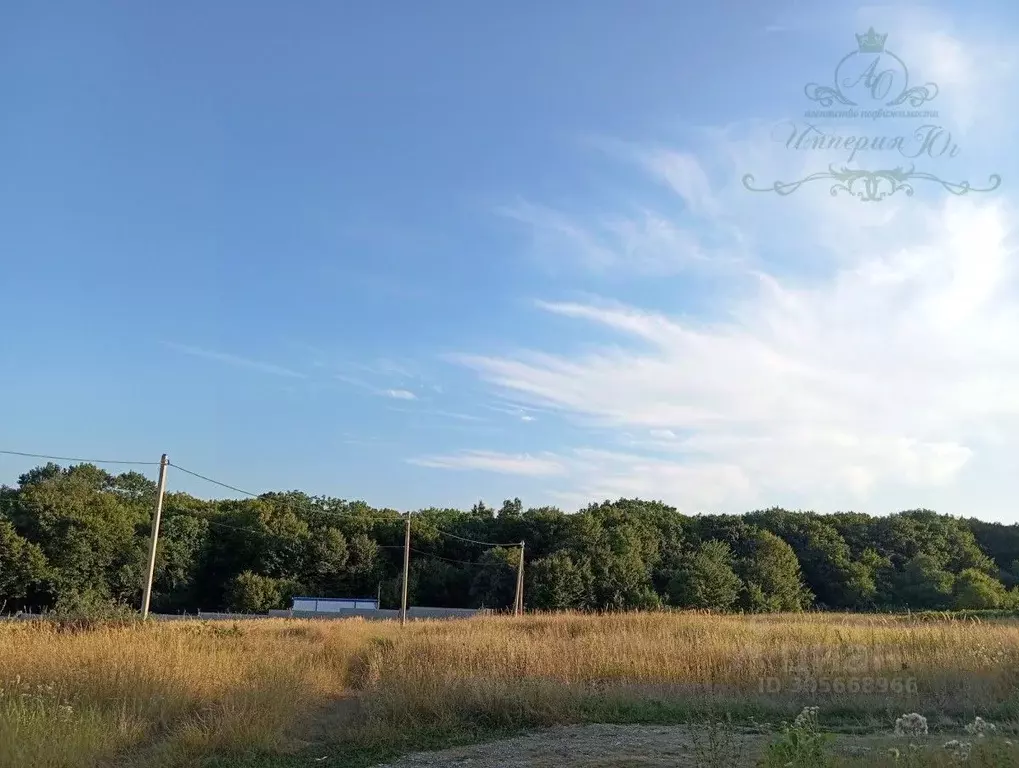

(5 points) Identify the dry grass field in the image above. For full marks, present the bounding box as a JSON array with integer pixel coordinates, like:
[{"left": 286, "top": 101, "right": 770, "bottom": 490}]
[{"left": 2, "top": 612, "right": 1019, "bottom": 767}]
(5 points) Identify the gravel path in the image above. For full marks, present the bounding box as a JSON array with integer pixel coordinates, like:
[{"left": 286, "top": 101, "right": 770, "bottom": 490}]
[{"left": 372, "top": 724, "right": 766, "bottom": 767}]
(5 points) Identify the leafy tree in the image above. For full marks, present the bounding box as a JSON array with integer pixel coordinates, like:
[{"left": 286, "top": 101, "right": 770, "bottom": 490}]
[
  {"left": 747, "top": 509, "right": 869, "bottom": 608},
  {"left": 953, "top": 568, "right": 1008, "bottom": 610},
  {"left": 668, "top": 539, "right": 742, "bottom": 610},
  {"left": 736, "top": 530, "right": 813, "bottom": 612},
  {"left": 409, "top": 557, "right": 471, "bottom": 608},
  {"left": 8, "top": 459, "right": 1019, "bottom": 617},
  {"left": 966, "top": 518, "right": 1019, "bottom": 584},
  {"left": 518, "top": 506, "right": 571, "bottom": 560},
  {"left": 342, "top": 533, "right": 383, "bottom": 596},
  {"left": 0, "top": 520, "right": 50, "bottom": 609},
  {"left": 469, "top": 547, "right": 519, "bottom": 609},
  {"left": 11, "top": 464, "right": 147, "bottom": 603},
  {"left": 573, "top": 500, "right": 663, "bottom": 609},
  {"left": 302, "top": 527, "right": 349, "bottom": 595},
  {"left": 528, "top": 551, "right": 592, "bottom": 610},
  {"left": 498, "top": 498, "right": 523, "bottom": 519},
  {"left": 226, "top": 571, "right": 296, "bottom": 612},
  {"left": 895, "top": 554, "right": 955, "bottom": 609},
  {"left": 151, "top": 512, "right": 209, "bottom": 612}
]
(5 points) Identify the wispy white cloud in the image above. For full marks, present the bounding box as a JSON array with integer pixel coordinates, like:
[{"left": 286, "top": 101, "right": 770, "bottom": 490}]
[
  {"left": 384, "top": 389, "right": 417, "bottom": 401},
  {"left": 165, "top": 343, "right": 306, "bottom": 379},
  {"left": 334, "top": 375, "right": 422, "bottom": 402},
  {"left": 411, "top": 446, "right": 751, "bottom": 511},
  {"left": 482, "top": 402, "right": 540, "bottom": 423},
  {"left": 334, "top": 373, "right": 375, "bottom": 390},
  {"left": 450, "top": 21, "right": 1019, "bottom": 516},
  {"left": 636, "top": 147, "right": 721, "bottom": 218},
  {"left": 348, "top": 358, "right": 418, "bottom": 379},
  {"left": 497, "top": 200, "right": 714, "bottom": 276},
  {"left": 459, "top": 197, "right": 1017, "bottom": 509},
  {"left": 389, "top": 407, "right": 485, "bottom": 422},
  {"left": 431, "top": 410, "right": 484, "bottom": 421},
  {"left": 408, "top": 450, "right": 566, "bottom": 477},
  {"left": 853, "top": 7, "right": 1018, "bottom": 137}
]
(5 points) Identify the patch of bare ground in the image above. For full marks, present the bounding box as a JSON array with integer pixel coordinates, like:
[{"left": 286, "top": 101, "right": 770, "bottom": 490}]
[
  {"left": 371, "top": 724, "right": 762, "bottom": 767},
  {"left": 369, "top": 724, "right": 1014, "bottom": 768}
]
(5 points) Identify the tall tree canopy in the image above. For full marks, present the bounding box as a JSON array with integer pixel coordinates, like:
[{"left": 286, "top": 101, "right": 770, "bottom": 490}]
[{"left": 3, "top": 463, "right": 1019, "bottom": 614}]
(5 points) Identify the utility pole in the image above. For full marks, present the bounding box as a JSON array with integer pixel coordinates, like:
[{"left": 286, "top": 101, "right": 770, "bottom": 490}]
[
  {"left": 400, "top": 512, "right": 411, "bottom": 626},
  {"left": 514, "top": 541, "right": 525, "bottom": 616},
  {"left": 141, "top": 454, "right": 169, "bottom": 621}
]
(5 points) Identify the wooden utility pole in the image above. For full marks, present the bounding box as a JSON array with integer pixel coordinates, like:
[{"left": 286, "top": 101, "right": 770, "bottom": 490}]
[
  {"left": 400, "top": 512, "right": 411, "bottom": 626},
  {"left": 141, "top": 454, "right": 169, "bottom": 620},
  {"left": 513, "top": 541, "right": 525, "bottom": 616}
]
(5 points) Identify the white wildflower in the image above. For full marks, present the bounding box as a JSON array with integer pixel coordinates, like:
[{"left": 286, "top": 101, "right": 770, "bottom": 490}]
[
  {"left": 943, "top": 740, "right": 973, "bottom": 761},
  {"left": 894, "top": 713, "right": 928, "bottom": 737},
  {"left": 793, "top": 706, "right": 820, "bottom": 729},
  {"left": 964, "top": 716, "right": 996, "bottom": 738}
]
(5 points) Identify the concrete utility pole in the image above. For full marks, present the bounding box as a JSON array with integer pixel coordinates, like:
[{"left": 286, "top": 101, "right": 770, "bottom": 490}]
[
  {"left": 141, "top": 454, "right": 169, "bottom": 620},
  {"left": 514, "top": 541, "right": 525, "bottom": 616},
  {"left": 400, "top": 512, "right": 411, "bottom": 626}
]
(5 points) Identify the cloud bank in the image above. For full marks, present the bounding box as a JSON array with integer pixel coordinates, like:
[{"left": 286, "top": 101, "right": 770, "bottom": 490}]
[{"left": 417, "top": 17, "right": 1019, "bottom": 517}]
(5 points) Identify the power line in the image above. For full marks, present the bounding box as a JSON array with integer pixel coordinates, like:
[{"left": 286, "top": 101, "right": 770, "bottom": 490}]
[
  {"left": 0, "top": 449, "right": 159, "bottom": 466},
  {"left": 205, "top": 518, "right": 264, "bottom": 536},
  {"left": 161, "top": 504, "right": 266, "bottom": 536},
  {"left": 168, "top": 463, "right": 261, "bottom": 498},
  {"left": 3, "top": 452, "right": 508, "bottom": 534},
  {"left": 411, "top": 547, "right": 490, "bottom": 567},
  {"left": 380, "top": 544, "right": 490, "bottom": 567},
  {"left": 167, "top": 462, "right": 402, "bottom": 523},
  {"left": 426, "top": 525, "right": 521, "bottom": 548}
]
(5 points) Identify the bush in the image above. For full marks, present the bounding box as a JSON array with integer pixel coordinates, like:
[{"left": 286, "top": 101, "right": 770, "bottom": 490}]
[
  {"left": 46, "top": 590, "right": 139, "bottom": 632},
  {"left": 953, "top": 568, "right": 1009, "bottom": 610},
  {"left": 762, "top": 707, "right": 834, "bottom": 768},
  {"left": 226, "top": 571, "right": 297, "bottom": 613}
]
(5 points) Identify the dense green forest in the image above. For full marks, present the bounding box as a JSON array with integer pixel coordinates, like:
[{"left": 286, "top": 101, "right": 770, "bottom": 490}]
[{"left": 3, "top": 461, "right": 1019, "bottom": 615}]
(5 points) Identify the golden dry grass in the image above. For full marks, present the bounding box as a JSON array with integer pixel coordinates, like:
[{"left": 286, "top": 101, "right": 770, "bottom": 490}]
[
  {"left": 2, "top": 612, "right": 1018, "bottom": 767},
  {"left": 0, "top": 619, "right": 374, "bottom": 767}
]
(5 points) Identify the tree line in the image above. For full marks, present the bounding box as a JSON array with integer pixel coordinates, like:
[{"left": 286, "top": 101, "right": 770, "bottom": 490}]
[{"left": 3, "top": 461, "right": 1019, "bottom": 615}]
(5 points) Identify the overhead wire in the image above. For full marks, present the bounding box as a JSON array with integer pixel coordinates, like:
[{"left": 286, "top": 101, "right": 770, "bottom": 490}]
[
  {"left": 167, "top": 462, "right": 403, "bottom": 523},
  {"left": 410, "top": 547, "right": 490, "bottom": 566},
  {"left": 426, "top": 525, "right": 521, "bottom": 548},
  {"left": 0, "top": 449, "right": 159, "bottom": 466},
  {"left": 2, "top": 451, "right": 517, "bottom": 538},
  {"left": 168, "top": 463, "right": 261, "bottom": 499},
  {"left": 379, "top": 545, "right": 492, "bottom": 567}
]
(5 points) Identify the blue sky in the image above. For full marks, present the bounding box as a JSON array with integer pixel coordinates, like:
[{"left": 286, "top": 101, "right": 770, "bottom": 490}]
[{"left": 4, "top": 2, "right": 1019, "bottom": 520}]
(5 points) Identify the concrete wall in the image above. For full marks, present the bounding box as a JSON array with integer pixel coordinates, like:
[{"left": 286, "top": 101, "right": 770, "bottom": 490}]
[
  {"left": 266, "top": 606, "right": 489, "bottom": 621},
  {"left": 7, "top": 608, "right": 490, "bottom": 622}
]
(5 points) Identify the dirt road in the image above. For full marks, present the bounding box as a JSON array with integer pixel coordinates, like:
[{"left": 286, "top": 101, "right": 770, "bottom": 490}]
[
  {"left": 373, "top": 724, "right": 765, "bottom": 767},
  {"left": 370, "top": 723, "right": 952, "bottom": 767}
]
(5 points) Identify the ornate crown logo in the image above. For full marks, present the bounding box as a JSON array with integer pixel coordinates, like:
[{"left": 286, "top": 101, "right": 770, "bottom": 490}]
[{"left": 855, "top": 27, "right": 887, "bottom": 53}]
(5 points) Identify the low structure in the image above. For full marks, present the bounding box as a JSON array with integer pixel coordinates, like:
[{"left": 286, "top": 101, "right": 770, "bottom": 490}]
[
  {"left": 290, "top": 596, "right": 379, "bottom": 613},
  {"left": 268, "top": 606, "right": 489, "bottom": 621}
]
